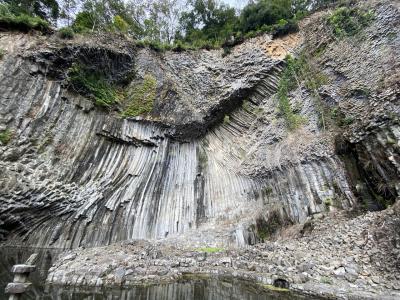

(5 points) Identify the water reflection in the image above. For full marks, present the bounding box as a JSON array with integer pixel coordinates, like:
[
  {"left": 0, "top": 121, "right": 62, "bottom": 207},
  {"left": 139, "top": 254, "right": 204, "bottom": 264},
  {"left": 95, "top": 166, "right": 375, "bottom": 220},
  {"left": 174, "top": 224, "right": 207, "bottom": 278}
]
[{"left": 0, "top": 247, "right": 323, "bottom": 300}]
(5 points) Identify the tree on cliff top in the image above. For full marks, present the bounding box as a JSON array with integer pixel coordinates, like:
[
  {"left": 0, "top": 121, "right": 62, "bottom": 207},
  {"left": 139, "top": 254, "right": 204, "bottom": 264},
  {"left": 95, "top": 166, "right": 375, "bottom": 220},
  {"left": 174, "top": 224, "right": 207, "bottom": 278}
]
[{"left": 2, "top": 0, "right": 60, "bottom": 22}]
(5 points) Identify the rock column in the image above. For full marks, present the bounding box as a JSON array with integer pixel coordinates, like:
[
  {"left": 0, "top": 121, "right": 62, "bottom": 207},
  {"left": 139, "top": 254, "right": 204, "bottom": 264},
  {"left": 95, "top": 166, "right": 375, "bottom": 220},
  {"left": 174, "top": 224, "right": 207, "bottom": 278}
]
[{"left": 5, "top": 254, "right": 37, "bottom": 300}]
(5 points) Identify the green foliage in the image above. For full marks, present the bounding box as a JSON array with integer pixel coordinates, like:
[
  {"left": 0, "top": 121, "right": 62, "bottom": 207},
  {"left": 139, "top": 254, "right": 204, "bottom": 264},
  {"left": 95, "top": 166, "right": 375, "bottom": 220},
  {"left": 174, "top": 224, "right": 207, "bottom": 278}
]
[
  {"left": 263, "top": 186, "right": 273, "bottom": 196},
  {"left": 223, "top": 115, "right": 230, "bottom": 124},
  {"left": 4, "top": 0, "right": 59, "bottom": 21},
  {"left": 172, "top": 40, "right": 191, "bottom": 52},
  {"left": 270, "top": 18, "right": 299, "bottom": 38},
  {"left": 179, "top": 0, "right": 238, "bottom": 45},
  {"left": 122, "top": 74, "right": 157, "bottom": 117},
  {"left": 0, "top": 3, "right": 50, "bottom": 33},
  {"left": 113, "top": 15, "right": 129, "bottom": 33},
  {"left": 71, "top": 0, "right": 142, "bottom": 36},
  {"left": 0, "top": 129, "right": 12, "bottom": 145},
  {"left": 324, "top": 198, "right": 332, "bottom": 207},
  {"left": 277, "top": 56, "right": 306, "bottom": 130},
  {"left": 58, "top": 27, "right": 74, "bottom": 39},
  {"left": 239, "top": 0, "right": 293, "bottom": 33},
  {"left": 330, "top": 107, "right": 354, "bottom": 127},
  {"left": 0, "top": 48, "right": 5, "bottom": 59},
  {"left": 68, "top": 64, "right": 121, "bottom": 107},
  {"left": 327, "top": 7, "right": 374, "bottom": 38},
  {"left": 255, "top": 212, "right": 283, "bottom": 241},
  {"left": 72, "top": 11, "right": 94, "bottom": 32},
  {"left": 196, "top": 247, "right": 224, "bottom": 253},
  {"left": 277, "top": 53, "right": 330, "bottom": 130},
  {"left": 176, "top": 0, "right": 302, "bottom": 51}
]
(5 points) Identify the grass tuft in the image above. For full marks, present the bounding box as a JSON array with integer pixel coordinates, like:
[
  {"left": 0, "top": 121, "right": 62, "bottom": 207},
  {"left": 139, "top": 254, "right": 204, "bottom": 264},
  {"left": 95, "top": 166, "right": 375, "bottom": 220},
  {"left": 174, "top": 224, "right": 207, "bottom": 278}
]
[
  {"left": 196, "top": 247, "right": 224, "bottom": 253},
  {"left": 58, "top": 27, "right": 74, "bottom": 39}
]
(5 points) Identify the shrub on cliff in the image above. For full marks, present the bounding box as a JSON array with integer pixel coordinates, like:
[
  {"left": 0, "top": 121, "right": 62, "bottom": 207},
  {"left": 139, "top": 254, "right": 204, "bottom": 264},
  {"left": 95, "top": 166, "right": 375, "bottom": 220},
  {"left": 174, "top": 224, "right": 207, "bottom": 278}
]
[
  {"left": 68, "top": 64, "right": 121, "bottom": 108},
  {"left": 58, "top": 27, "right": 74, "bottom": 39},
  {"left": 0, "top": 3, "right": 50, "bottom": 33},
  {"left": 327, "top": 7, "right": 374, "bottom": 37}
]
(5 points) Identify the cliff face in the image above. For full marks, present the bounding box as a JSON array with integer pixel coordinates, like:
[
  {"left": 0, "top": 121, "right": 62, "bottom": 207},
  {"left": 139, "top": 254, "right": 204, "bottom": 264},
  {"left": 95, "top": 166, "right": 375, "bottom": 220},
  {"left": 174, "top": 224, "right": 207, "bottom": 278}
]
[{"left": 0, "top": 0, "right": 398, "bottom": 250}]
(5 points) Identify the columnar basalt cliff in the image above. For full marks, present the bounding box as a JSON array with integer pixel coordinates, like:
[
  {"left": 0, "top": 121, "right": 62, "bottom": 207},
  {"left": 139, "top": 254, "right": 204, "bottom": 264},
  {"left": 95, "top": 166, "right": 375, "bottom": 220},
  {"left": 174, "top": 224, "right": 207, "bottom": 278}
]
[
  {"left": 0, "top": 0, "right": 399, "bottom": 298},
  {"left": 0, "top": 0, "right": 399, "bottom": 249},
  {"left": 0, "top": 33, "right": 356, "bottom": 248}
]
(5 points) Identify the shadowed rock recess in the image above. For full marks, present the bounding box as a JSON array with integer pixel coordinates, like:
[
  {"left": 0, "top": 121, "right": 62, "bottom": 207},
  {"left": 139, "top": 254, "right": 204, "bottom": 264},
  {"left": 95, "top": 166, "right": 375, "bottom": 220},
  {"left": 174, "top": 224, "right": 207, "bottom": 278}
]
[{"left": 0, "top": 0, "right": 399, "bottom": 298}]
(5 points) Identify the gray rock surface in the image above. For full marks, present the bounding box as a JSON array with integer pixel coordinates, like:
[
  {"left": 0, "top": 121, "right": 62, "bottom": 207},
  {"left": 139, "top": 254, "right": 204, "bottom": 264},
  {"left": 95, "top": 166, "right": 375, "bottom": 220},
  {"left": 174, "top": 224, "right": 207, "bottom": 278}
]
[{"left": 46, "top": 207, "right": 400, "bottom": 299}]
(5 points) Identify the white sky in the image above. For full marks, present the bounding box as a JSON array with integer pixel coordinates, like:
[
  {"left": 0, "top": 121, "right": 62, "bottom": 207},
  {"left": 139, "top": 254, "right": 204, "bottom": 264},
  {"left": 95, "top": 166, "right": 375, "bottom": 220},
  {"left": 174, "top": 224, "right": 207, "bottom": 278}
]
[{"left": 222, "top": 0, "right": 248, "bottom": 9}]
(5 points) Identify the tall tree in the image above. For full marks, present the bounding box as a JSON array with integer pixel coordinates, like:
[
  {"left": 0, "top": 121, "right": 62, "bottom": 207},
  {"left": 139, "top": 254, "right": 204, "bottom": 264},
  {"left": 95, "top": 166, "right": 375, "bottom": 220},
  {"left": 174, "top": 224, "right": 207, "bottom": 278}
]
[
  {"left": 73, "top": 0, "right": 142, "bottom": 35},
  {"left": 3, "top": 0, "right": 60, "bottom": 21},
  {"left": 179, "top": 0, "right": 238, "bottom": 43},
  {"left": 239, "top": 0, "right": 292, "bottom": 32},
  {"left": 60, "top": 0, "right": 78, "bottom": 26}
]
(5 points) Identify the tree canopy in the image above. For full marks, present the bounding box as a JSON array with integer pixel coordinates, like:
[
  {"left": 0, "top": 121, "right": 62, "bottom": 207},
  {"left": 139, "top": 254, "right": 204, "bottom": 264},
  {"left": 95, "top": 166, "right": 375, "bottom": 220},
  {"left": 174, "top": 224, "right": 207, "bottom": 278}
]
[{"left": 0, "top": 0, "right": 342, "bottom": 47}]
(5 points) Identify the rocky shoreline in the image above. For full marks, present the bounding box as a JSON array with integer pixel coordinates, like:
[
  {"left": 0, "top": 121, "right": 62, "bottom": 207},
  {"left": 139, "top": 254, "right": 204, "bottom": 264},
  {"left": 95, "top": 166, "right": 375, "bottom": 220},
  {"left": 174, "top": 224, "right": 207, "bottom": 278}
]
[{"left": 47, "top": 202, "right": 400, "bottom": 299}]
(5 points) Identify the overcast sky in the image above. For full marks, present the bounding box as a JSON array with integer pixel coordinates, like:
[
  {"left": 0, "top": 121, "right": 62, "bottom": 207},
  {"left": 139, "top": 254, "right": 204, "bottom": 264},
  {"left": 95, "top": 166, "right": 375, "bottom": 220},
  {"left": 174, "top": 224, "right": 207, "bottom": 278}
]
[{"left": 222, "top": 0, "right": 248, "bottom": 9}]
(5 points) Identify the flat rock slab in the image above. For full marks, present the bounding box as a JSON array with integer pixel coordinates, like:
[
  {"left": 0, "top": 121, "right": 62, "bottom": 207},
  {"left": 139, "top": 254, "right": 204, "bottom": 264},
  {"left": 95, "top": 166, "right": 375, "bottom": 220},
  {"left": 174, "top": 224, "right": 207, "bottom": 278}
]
[
  {"left": 11, "top": 264, "right": 36, "bottom": 274},
  {"left": 5, "top": 282, "right": 31, "bottom": 294}
]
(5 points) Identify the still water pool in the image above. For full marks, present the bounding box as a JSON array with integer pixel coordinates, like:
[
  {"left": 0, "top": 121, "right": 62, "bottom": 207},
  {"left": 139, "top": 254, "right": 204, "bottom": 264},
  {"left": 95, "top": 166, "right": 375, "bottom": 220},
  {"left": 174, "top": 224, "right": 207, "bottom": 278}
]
[{"left": 0, "top": 247, "right": 324, "bottom": 300}]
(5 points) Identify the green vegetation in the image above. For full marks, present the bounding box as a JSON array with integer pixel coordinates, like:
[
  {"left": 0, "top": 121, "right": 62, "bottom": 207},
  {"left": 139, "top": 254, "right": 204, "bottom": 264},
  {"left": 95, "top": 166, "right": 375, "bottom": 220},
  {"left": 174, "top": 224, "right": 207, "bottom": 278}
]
[
  {"left": 277, "top": 53, "right": 330, "bottom": 130},
  {"left": 58, "top": 26, "right": 74, "bottom": 39},
  {"left": 263, "top": 186, "right": 273, "bottom": 196},
  {"left": 68, "top": 64, "right": 121, "bottom": 107},
  {"left": 0, "top": 129, "right": 12, "bottom": 145},
  {"left": 239, "top": 0, "right": 292, "bottom": 33},
  {"left": 330, "top": 107, "right": 354, "bottom": 127},
  {"left": 122, "top": 74, "right": 157, "bottom": 117},
  {"left": 0, "top": 3, "right": 50, "bottom": 33},
  {"left": 177, "top": 0, "right": 304, "bottom": 50},
  {"left": 1, "top": 1, "right": 375, "bottom": 52},
  {"left": 324, "top": 198, "right": 332, "bottom": 207},
  {"left": 277, "top": 56, "right": 306, "bottom": 130},
  {"left": 196, "top": 247, "right": 224, "bottom": 253},
  {"left": 178, "top": 0, "right": 237, "bottom": 47},
  {"left": 327, "top": 7, "right": 374, "bottom": 38},
  {"left": 72, "top": 11, "right": 94, "bottom": 33},
  {"left": 0, "top": 48, "right": 5, "bottom": 59},
  {"left": 223, "top": 115, "right": 230, "bottom": 124},
  {"left": 255, "top": 212, "right": 283, "bottom": 241},
  {"left": 1, "top": 0, "right": 59, "bottom": 21},
  {"left": 320, "top": 276, "right": 333, "bottom": 284},
  {"left": 112, "top": 15, "right": 129, "bottom": 33}
]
